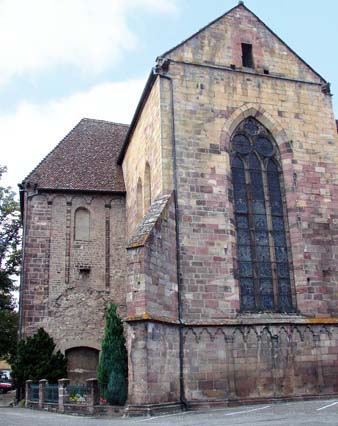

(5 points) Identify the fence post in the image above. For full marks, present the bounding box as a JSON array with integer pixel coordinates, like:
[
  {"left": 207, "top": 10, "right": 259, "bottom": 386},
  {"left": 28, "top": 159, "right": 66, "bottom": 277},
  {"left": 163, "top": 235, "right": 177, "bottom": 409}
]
[
  {"left": 58, "top": 378, "right": 69, "bottom": 413},
  {"left": 39, "top": 379, "right": 47, "bottom": 409},
  {"left": 86, "top": 378, "right": 99, "bottom": 414},
  {"left": 25, "top": 380, "right": 32, "bottom": 407}
]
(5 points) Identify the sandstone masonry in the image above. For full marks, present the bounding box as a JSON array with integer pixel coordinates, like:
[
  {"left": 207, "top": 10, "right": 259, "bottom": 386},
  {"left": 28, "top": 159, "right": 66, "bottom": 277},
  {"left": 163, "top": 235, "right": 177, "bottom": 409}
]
[{"left": 21, "top": 3, "right": 338, "bottom": 414}]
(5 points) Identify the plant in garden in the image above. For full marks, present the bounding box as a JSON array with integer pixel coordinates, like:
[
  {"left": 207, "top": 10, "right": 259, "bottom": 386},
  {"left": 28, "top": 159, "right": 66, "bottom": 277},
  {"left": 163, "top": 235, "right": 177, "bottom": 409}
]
[
  {"left": 97, "top": 304, "right": 127, "bottom": 405},
  {"left": 10, "top": 328, "right": 67, "bottom": 397},
  {"left": 0, "top": 165, "right": 21, "bottom": 361}
]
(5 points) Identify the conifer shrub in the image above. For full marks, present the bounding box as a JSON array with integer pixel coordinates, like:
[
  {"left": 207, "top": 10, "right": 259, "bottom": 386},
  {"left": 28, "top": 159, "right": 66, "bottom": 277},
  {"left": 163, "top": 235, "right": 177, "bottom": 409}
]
[
  {"left": 97, "top": 304, "right": 127, "bottom": 405},
  {"left": 10, "top": 328, "right": 67, "bottom": 398}
]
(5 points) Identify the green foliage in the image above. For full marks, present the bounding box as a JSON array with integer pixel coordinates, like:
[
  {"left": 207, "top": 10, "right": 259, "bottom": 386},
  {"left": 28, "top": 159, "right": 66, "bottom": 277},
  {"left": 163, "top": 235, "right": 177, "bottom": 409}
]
[
  {"left": 10, "top": 328, "right": 67, "bottom": 392},
  {"left": 97, "top": 304, "right": 127, "bottom": 405},
  {"left": 0, "top": 166, "right": 21, "bottom": 360},
  {"left": 0, "top": 307, "right": 18, "bottom": 360}
]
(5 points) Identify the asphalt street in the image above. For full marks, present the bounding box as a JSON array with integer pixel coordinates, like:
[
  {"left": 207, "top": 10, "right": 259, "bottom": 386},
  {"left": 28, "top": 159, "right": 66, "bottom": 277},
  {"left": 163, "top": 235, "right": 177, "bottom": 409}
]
[{"left": 1, "top": 399, "right": 338, "bottom": 426}]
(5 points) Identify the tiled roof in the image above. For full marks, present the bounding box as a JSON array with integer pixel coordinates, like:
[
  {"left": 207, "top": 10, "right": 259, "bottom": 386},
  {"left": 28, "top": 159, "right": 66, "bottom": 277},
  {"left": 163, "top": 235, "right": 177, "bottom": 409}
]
[{"left": 24, "top": 118, "right": 128, "bottom": 192}]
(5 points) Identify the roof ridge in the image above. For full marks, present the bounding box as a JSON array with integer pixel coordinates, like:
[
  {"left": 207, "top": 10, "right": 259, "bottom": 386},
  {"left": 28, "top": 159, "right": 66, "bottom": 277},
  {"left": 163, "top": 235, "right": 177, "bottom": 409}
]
[
  {"left": 81, "top": 117, "right": 130, "bottom": 127},
  {"left": 160, "top": 3, "right": 242, "bottom": 58}
]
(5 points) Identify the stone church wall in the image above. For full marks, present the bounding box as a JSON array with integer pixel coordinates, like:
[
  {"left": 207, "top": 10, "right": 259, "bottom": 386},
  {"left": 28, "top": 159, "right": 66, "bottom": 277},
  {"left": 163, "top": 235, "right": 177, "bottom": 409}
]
[
  {"left": 122, "top": 77, "right": 164, "bottom": 238},
  {"left": 126, "top": 193, "right": 178, "bottom": 320},
  {"left": 161, "top": 43, "right": 338, "bottom": 321},
  {"left": 22, "top": 191, "right": 127, "bottom": 355},
  {"left": 126, "top": 321, "right": 180, "bottom": 408},
  {"left": 183, "top": 323, "right": 338, "bottom": 404},
  {"left": 122, "top": 4, "right": 338, "bottom": 411},
  {"left": 126, "top": 194, "right": 181, "bottom": 408}
]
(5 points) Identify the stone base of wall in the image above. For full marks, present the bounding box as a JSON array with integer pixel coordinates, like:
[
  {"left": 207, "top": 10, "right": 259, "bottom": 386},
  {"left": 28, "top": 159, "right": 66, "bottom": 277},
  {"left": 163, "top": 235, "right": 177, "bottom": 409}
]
[
  {"left": 25, "top": 401, "right": 58, "bottom": 412},
  {"left": 183, "top": 323, "right": 338, "bottom": 401},
  {"left": 186, "top": 393, "right": 338, "bottom": 411},
  {"left": 125, "top": 401, "right": 183, "bottom": 416},
  {"left": 127, "top": 320, "right": 338, "bottom": 413},
  {"left": 25, "top": 401, "right": 125, "bottom": 417}
]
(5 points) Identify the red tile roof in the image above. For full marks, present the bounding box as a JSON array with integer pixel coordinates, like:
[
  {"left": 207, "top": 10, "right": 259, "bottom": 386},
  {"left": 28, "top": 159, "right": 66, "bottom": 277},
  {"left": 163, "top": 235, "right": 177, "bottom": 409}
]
[{"left": 24, "top": 118, "right": 128, "bottom": 192}]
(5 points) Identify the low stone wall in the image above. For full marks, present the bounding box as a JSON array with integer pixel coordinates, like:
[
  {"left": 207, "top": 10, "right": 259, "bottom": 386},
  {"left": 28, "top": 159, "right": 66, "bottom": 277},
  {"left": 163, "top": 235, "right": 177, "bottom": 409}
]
[{"left": 25, "top": 378, "right": 123, "bottom": 416}]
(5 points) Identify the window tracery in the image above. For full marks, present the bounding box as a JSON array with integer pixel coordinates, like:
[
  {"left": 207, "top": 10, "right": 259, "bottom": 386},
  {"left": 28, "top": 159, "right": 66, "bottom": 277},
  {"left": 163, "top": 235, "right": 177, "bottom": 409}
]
[{"left": 231, "top": 117, "right": 293, "bottom": 312}]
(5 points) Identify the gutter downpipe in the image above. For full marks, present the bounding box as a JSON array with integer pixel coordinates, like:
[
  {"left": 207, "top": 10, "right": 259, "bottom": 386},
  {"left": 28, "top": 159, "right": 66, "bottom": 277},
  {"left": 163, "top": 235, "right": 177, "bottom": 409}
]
[
  {"left": 18, "top": 184, "right": 39, "bottom": 341},
  {"left": 153, "top": 62, "right": 187, "bottom": 411}
]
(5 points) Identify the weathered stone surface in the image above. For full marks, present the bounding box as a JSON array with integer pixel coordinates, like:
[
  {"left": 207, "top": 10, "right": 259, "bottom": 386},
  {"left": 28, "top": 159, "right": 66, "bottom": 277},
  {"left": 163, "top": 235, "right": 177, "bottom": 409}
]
[
  {"left": 21, "top": 191, "right": 127, "bottom": 381},
  {"left": 123, "top": 2, "right": 338, "bottom": 412},
  {"left": 21, "top": 2, "right": 338, "bottom": 415}
]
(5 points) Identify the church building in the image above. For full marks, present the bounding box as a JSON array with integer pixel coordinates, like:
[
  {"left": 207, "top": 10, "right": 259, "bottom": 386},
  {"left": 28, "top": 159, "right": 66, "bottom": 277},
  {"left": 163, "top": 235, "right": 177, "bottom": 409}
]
[{"left": 19, "top": 2, "right": 338, "bottom": 414}]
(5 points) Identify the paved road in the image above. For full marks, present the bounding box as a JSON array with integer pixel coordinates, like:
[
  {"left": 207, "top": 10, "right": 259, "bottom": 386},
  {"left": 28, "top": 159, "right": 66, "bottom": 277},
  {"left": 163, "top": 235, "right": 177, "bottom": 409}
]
[{"left": 1, "top": 399, "right": 338, "bottom": 426}]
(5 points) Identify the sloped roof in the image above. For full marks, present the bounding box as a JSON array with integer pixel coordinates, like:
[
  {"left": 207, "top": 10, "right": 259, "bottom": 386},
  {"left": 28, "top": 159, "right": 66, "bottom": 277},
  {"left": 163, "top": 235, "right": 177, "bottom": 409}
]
[{"left": 24, "top": 118, "right": 128, "bottom": 192}]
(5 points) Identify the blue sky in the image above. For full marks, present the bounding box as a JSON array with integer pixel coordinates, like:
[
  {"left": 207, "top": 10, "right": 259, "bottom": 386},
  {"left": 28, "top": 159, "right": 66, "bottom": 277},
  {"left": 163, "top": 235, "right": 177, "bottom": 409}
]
[{"left": 1, "top": 0, "right": 337, "bottom": 191}]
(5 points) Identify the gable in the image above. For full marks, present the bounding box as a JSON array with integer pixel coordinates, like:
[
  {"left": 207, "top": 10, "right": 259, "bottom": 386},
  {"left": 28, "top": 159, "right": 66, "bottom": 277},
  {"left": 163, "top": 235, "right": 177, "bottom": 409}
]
[
  {"left": 23, "top": 118, "right": 128, "bottom": 192},
  {"left": 163, "top": 4, "right": 325, "bottom": 84}
]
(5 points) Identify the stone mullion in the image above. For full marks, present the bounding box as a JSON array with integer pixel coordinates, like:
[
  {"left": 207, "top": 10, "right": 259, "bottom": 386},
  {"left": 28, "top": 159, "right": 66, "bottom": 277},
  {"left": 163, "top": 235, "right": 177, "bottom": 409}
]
[
  {"left": 243, "top": 159, "right": 260, "bottom": 311},
  {"left": 261, "top": 159, "right": 279, "bottom": 311}
]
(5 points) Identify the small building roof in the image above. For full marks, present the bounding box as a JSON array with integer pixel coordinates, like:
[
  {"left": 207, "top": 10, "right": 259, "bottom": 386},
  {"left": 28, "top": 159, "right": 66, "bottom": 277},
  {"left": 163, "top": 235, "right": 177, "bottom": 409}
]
[{"left": 23, "top": 118, "right": 128, "bottom": 193}]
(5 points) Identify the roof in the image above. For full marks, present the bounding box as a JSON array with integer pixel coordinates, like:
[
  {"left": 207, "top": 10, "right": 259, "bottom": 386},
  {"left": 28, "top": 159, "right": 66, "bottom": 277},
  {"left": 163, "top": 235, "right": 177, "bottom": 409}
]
[{"left": 23, "top": 118, "right": 128, "bottom": 192}]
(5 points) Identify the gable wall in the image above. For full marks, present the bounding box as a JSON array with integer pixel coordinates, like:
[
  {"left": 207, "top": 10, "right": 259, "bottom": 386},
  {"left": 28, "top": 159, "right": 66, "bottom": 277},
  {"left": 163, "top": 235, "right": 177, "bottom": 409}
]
[
  {"left": 162, "top": 46, "right": 338, "bottom": 322},
  {"left": 167, "top": 5, "right": 322, "bottom": 83}
]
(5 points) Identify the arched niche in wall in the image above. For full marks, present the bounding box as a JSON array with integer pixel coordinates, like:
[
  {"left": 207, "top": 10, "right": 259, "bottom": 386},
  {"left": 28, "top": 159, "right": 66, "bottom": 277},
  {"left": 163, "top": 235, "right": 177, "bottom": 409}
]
[
  {"left": 144, "top": 162, "right": 151, "bottom": 213},
  {"left": 136, "top": 177, "right": 143, "bottom": 223},
  {"left": 74, "top": 207, "right": 90, "bottom": 241},
  {"left": 65, "top": 346, "right": 99, "bottom": 384}
]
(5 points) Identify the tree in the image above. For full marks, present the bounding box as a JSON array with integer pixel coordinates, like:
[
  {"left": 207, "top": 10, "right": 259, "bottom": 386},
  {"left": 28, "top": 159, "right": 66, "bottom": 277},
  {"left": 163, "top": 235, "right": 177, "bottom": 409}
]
[
  {"left": 97, "top": 304, "right": 128, "bottom": 405},
  {"left": 10, "top": 328, "right": 67, "bottom": 397},
  {"left": 0, "top": 165, "right": 21, "bottom": 360}
]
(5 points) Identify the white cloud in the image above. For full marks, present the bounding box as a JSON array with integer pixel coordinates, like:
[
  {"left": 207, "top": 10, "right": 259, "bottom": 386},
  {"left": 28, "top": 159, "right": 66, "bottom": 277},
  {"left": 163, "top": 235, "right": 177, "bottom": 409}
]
[
  {"left": 0, "top": 0, "right": 177, "bottom": 85},
  {"left": 1, "top": 78, "right": 146, "bottom": 190}
]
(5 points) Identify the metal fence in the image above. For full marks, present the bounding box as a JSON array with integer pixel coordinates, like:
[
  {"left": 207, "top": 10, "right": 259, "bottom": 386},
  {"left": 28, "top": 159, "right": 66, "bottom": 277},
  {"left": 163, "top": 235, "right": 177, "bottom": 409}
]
[
  {"left": 30, "top": 384, "right": 39, "bottom": 401},
  {"left": 44, "top": 384, "right": 58, "bottom": 403}
]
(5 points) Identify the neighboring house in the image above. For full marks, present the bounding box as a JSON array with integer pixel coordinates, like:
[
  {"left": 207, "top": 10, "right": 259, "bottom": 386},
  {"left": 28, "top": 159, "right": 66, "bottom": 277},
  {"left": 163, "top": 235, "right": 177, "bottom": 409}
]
[
  {"left": 0, "top": 360, "right": 11, "bottom": 380},
  {"left": 20, "top": 3, "right": 338, "bottom": 414}
]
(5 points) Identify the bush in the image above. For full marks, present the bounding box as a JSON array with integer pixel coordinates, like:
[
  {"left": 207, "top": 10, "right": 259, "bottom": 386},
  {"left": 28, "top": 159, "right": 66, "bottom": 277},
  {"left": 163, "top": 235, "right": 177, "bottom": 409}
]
[
  {"left": 10, "top": 328, "right": 67, "bottom": 397},
  {"left": 97, "top": 304, "right": 127, "bottom": 405}
]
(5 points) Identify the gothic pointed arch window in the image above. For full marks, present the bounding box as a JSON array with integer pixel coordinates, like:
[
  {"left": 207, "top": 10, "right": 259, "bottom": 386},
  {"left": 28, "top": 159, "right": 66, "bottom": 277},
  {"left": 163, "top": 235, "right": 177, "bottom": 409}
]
[{"left": 231, "top": 117, "right": 293, "bottom": 313}]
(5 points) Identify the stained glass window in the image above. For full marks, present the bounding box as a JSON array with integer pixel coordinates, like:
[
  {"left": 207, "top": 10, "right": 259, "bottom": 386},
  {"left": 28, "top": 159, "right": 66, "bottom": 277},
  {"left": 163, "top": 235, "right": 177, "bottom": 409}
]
[{"left": 231, "top": 117, "right": 293, "bottom": 312}]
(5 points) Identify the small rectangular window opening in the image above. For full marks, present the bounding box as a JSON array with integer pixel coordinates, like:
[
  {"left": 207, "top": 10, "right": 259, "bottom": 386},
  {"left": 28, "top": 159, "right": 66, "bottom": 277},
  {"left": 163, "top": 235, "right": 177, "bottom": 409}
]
[{"left": 242, "top": 43, "right": 254, "bottom": 68}]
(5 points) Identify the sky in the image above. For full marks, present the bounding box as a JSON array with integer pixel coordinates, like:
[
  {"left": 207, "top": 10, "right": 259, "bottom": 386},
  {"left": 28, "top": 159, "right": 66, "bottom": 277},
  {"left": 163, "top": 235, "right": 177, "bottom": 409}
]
[{"left": 1, "top": 0, "right": 337, "bottom": 193}]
